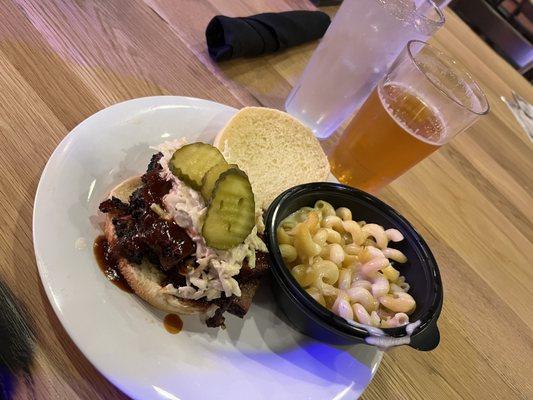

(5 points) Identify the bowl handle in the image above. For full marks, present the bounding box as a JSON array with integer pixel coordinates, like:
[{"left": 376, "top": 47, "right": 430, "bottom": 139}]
[{"left": 409, "top": 322, "right": 440, "bottom": 351}]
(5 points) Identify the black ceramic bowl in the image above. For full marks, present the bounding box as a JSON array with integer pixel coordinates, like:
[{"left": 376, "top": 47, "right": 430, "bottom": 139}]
[{"left": 265, "top": 183, "right": 443, "bottom": 351}]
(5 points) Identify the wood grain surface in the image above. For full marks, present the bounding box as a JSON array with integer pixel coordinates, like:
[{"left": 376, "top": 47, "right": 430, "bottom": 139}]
[{"left": 0, "top": 1, "right": 531, "bottom": 399}]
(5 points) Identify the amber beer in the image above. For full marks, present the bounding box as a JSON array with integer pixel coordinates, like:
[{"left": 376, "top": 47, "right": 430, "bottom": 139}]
[{"left": 330, "top": 83, "right": 446, "bottom": 192}]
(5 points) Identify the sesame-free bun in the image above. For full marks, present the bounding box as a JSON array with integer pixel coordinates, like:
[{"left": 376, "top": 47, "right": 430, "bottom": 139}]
[
  {"left": 104, "top": 177, "right": 208, "bottom": 315},
  {"left": 213, "top": 107, "right": 330, "bottom": 210}
]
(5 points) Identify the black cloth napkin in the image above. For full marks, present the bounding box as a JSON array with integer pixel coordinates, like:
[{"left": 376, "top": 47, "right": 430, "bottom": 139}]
[{"left": 206, "top": 11, "right": 331, "bottom": 62}]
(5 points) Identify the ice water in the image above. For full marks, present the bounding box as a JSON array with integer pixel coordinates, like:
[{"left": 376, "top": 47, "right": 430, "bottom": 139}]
[{"left": 285, "top": 0, "right": 443, "bottom": 139}]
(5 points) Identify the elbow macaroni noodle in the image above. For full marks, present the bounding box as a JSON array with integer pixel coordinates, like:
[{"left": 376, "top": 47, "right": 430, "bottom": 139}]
[{"left": 277, "top": 201, "right": 415, "bottom": 329}]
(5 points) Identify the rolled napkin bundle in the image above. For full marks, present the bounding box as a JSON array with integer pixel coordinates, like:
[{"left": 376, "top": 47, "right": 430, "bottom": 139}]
[{"left": 206, "top": 11, "right": 331, "bottom": 62}]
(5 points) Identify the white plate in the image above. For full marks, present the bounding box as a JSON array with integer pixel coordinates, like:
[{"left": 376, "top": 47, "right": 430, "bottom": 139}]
[{"left": 33, "top": 96, "right": 382, "bottom": 400}]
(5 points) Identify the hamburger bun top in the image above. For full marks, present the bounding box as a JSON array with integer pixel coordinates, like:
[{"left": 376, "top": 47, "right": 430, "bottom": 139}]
[{"left": 213, "top": 107, "right": 330, "bottom": 210}]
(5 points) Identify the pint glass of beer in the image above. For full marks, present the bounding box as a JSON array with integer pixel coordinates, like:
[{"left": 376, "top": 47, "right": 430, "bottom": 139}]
[{"left": 330, "top": 40, "right": 489, "bottom": 193}]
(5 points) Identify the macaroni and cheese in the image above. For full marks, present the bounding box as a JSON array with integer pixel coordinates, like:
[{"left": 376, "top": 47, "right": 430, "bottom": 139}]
[{"left": 277, "top": 200, "right": 415, "bottom": 328}]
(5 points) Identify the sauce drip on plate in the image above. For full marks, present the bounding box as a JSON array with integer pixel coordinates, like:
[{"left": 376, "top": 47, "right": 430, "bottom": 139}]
[
  {"left": 93, "top": 235, "right": 133, "bottom": 293},
  {"left": 164, "top": 314, "right": 183, "bottom": 334}
]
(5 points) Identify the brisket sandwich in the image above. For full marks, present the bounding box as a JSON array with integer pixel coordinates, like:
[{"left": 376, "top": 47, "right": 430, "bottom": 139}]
[
  {"left": 97, "top": 107, "right": 330, "bottom": 329},
  {"left": 99, "top": 141, "right": 269, "bottom": 328}
]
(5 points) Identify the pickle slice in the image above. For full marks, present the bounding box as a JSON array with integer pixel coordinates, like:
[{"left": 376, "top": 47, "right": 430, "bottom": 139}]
[
  {"left": 201, "top": 162, "right": 238, "bottom": 201},
  {"left": 169, "top": 143, "right": 226, "bottom": 190},
  {"left": 202, "top": 169, "right": 255, "bottom": 250}
]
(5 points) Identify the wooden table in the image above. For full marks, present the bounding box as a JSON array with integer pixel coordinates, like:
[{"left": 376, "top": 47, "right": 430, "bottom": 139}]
[{"left": 0, "top": 1, "right": 531, "bottom": 399}]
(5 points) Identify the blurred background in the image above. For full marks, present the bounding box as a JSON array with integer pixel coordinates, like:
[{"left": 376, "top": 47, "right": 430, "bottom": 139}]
[{"left": 451, "top": 0, "right": 533, "bottom": 80}]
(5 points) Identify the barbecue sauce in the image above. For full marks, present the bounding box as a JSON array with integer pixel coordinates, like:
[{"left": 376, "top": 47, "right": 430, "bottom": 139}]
[
  {"left": 164, "top": 314, "right": 183, "bottom": 334},
  {"left": 93, "top": 235, "right": 133, "bottom": 293}
]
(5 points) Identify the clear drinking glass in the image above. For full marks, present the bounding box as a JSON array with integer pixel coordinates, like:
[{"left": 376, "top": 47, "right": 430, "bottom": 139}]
[
  {"left": 285, "top": 0, "right": 444, "bottom": 139},
  {"left": 329, "top": 40, "right": 490, "bottom": 193},
  {"left": 434, "top": 0, "right": 453, "bottom": 7}
]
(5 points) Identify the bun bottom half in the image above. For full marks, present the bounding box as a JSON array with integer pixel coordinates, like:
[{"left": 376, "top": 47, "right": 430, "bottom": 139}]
[{"left": 104, "top": 177, "right": 209, "bottom": 315}]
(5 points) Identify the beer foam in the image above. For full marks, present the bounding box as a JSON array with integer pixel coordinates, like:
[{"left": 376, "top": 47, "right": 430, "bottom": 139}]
[{"left": 378, "top": 83, "right": 447, "bottom": 145}]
